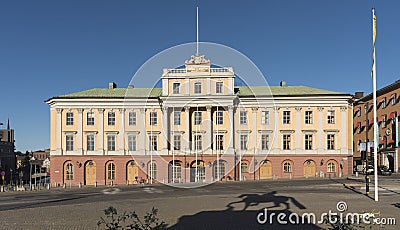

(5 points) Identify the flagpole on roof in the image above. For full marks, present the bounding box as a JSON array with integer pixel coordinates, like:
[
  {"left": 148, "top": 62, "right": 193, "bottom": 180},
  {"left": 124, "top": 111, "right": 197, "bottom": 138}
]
[{"left": 372, "top": 7, "right": 379, "bottom": 202}]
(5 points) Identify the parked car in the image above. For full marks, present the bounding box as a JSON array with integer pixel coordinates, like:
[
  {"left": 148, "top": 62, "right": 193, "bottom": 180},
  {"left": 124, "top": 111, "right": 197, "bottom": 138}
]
[
  {"left": 377, "top": 166, "right": 392, "bottom": 176},
  {"left": 362, "top": 165, "right": 374, "bottom": 174}
]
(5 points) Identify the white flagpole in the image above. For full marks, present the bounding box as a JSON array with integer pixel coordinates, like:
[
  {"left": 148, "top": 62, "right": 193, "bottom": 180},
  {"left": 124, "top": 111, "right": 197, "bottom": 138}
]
[
  {"left": 372, "top": 8, "right": 378, "bottom": 201},
  {"left": 172, "top": 107, "right": 175, "bottom": 183},
  {"left": 196, "top": 7, "right": 199, "bottom": 55},
  {"left": 217, "top": 106, "right": 220, "bottom": 181},
  {"left": 150, "top": 107, "right": 153, "bottom": 184},
  {"left": 195, "top": 104, "right": 199, "bottom": 182}
]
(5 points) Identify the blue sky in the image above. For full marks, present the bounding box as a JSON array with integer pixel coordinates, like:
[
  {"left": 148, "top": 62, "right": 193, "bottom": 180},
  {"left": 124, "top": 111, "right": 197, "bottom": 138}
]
[{"left": 0, "top": 0, "right": 399, "bottom": 152}]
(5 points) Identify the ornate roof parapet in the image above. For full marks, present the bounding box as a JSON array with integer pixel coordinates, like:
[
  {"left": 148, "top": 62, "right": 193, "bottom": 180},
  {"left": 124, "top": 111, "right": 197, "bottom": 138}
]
[{"left": 184, "top": 54, "right": 210, "bottom": 65}]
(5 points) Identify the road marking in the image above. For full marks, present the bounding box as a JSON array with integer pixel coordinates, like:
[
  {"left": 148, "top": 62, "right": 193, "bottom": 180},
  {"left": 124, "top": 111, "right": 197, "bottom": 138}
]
[{"left": 102, "top": 187, "right": 121, "bottom": 195}]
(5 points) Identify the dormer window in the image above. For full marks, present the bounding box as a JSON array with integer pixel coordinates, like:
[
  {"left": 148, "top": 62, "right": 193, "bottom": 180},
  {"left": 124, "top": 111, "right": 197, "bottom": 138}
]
[
  {"left": 173, "top": 82, "right": 180, "bottom": 94},
  {"left": 194, "top": 82, "right": 202, "bottom": 94}
]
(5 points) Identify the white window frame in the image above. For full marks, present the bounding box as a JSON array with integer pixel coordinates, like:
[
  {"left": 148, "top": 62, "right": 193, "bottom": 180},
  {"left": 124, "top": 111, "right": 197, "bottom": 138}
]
[
  {"left": 240, "top": 134, "right": 248, "bottom": 150},
  {"left": 194, "top": 111, "right": 202, "bottom": 125},
  {"left": 86, "top": 134, "right": 95, "bottom": 151},
  {"left": 128, "top": 112, "right": 136, "bottom": 126},
  {"left": 87, "top": 111, "right": 95, "bottom": 126},
  {"left": 327, "top": 110, "right": 335, "bottom": 124},
  {"left": 216, "top": 111, "right": 223, "bottom": 125},
  {"left": 305, "top": 111, "right": 313, "bottom": 124},
  {"left": 108, "top": 111, "right": 116, "bottom": 126},
  {"left": 173, "top": 82, "right": 180, "bottom": 94},
  {"left": 194, "top": 82, "right": 202, "bottom": 94},
  {"left": 66, "top": 135, "right": 74, "bottom": 151},
  {"left": 107, "top": 135, "right": 116, "bottom": 151},
  {"left": 66, "top": 112, "right": 74, "bottom": 126},
  {"left": 240, "top": 110, "right": 248, "bottom": 125},
  {"left": 261, "top": 111, "right": 269, "bottom": 125},
  {"left": 150, "top": 112, "right": 157, "bottom": 126},
  {"left": 261, "top": 134, "right": 269, "bottom": 150},
  {"left": 283, "top": 111, "right": 291, "bottom": 124},
  {"left": 216, "top": 82, "right": 223, "bottom": 94},
  {"left": 128, "top": 135, "right": 137, "bottom": 151},
  {"left": 174, "top": 111, "right": 181, "bottom": 125}
]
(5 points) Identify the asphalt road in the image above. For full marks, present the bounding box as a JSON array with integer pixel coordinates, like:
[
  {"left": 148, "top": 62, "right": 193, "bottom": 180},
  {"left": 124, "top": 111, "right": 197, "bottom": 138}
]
[{"left": 0, "top": 176, "right": 399, "bottom": 229}]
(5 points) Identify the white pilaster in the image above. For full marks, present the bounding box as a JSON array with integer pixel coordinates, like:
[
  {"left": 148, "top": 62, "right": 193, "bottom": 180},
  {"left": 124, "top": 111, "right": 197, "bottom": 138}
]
[
  {"left": 295, "top": 107, "right": 302, "bottom": 150},
  {"left": 78, "top": 108, "right": 83, "bottom": 154},
  {"left": 56, "top": 108, "right": 63, "bottom": 155},
  {"left": 119, "top": 108, "right": 125, "bottom": 153},
  {"left": 98, "top": 109, "right": 104, "bottom": 154},
  {"left": 185, "top": 106, "right": 190, "bottom": 153},
  {"left": 206, "top": 78, "right": 211, "bottom": 95},
  {"left": 162, "top": 79, "right": 168, "bottom": 96},
  {"left": 206, "top": 106, "right": 212, "bottom": 153},
  {"left": 162, "top": 106, "right": 169, "bottom": 154},
  {"left": 252, "top": 107, "right": 258, "bottom": 153},
  {"left": 139, "top": 108, "right": 146, "bottom": 155},
  {"left": 273, "top": 107, "right": 279, "bottom": 150},
  {"left": 317, "top": 107, "right": 324, "bottom": 152},
  {"left": 228, "top": 106, "right": 234, "bottom": 153},
  {"left": 340, "top": 107, "right": 347, "bottom": 152}
]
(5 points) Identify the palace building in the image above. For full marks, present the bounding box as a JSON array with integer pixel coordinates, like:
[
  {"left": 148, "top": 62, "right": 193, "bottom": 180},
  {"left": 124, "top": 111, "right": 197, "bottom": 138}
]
[{"left": 46, "top": 54, "right": 354, "bottom": 186}]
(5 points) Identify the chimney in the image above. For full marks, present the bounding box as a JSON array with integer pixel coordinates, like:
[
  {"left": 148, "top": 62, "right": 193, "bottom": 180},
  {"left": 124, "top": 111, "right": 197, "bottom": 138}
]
[
  {"left": 354, "top": 92, "right": 364, "bottom": 99},
  {"left": 108, "top": 82, "right": 117, "bottom": 89},
  {"left": 280, "top": 81, "right": 287, "bottom": 87}
]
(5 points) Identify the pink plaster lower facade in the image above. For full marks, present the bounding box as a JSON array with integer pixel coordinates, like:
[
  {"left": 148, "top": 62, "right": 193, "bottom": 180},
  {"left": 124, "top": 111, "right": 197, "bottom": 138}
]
[{"left": 50, "top": 154, "right": 353, "bottom": 187}]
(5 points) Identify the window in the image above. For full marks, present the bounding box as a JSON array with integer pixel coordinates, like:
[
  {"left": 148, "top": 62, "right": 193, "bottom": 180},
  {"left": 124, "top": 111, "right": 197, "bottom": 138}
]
[
  {"left": 283, "top": 111, "right": 291, "bottom": 124},
  {"left": 173, "top": 135, "right": 181, "bottom": 150},
  {"left": 216, "top": 82, "right": 223, "bottom": 94},
  {"left": 148, "top": 162, "right": 157, "bottom": 180},
  {"left": 327, "top": 161, "right": 336, "bottom": 173},
  {"left": 327, "top": 110, "right": 335, "bottom": 124},
  {"left": 107, "top": 135, "right": 116, "bottom": 151},
  {"left": 66, "top": 112, "right": 74, "bottom": 125},
  {"left": 66, "top": 163, "right": 73, "bottom": 180},
  {"left": 305, "top": 111, "right": 313, "bottom": 124},
  {"left": 66, "top": 135, "right": 74, "bottom": 151},
  {"left": 261, "top": 134, "right": 269, "bottom": 150},
  {"left": 382, "top": 98, "right": 387, "bottom": 109},
  {"left": 241, "top": 162, "right": 248, "bottom": 173},
  {"left": 327, "top": 134, "right": 335, "bottom": 150},
  {"left": 261, "top": 111, "right": 269, "bottom": 125},
  {"left": 283, "top": 161, "right": 292, "bottom": 173},
  {"left": 194, "top": 111, "right": 202, "bottom": 125},
  {"left": 194, "top": 82, "right": 202, "bottom": 94},
  {"left": 194, "top": 135, "right": 202, "bottom": 151},
  {"left": 171, "top": 162, "right": 182, "bottom": 181},
  {"left": 391, "top": 94, "right": 397, "bottom": 105},
  {"left": 174, "top": 111, "right": 181, "bottom": 125},
  {"left": 173, "top": 82, "right": 180, "bottom": 94},
  {"left": 149, "top": 135, "right": 157, "bottom": 151},
  {"left": 107, "top": 162, "right": 115, "bottom": 180},
  {"left": 216, "top": 111, "right": 223, "bottom": 125},
  {"left": 87, "top": 135, "right": 95, "bottom": 151},
  {"left": 216, "top": 135, "right": 224, "bottom": 150},
  {"left": 356, "top": 107, "right": 361, "bottom": 117},
  {"left": 240, "top": 111, "right": 247, "bottom": 125},
  {"left": 214, "top": 160, "right": 225, "bottom": 180},
  {"left": 283, "top": 134, "right": 291, "bottom": 150},
  {"left": 150, "top": 112, "right": 157, "bottom": 126},
  {"left": 128, "top": 112, "right": 136, "bottom": 126},
  {"left": 87, "top": 112, "right": 95, "bottom": 125},
  {"left": 240, "top": 134, "right": 248, "bottom": 150},
  {"left": 108, "top": 112, "right": 116, "bottom": 126},
  {"left": 128, "top": 135, "right": 137, "bottom": 151},
  {"left": 305, "top": 134, "right": 313, "bottom": 150},
  {"left": 382, "top": 115, "right": 387, "bottom": 128}
]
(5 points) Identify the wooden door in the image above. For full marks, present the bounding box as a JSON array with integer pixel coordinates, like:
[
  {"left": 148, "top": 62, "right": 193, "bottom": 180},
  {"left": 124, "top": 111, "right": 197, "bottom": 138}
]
[
  {"left": 259, "top": 161, "right": 272, "bottom": 179},
  {"left": 85, "top": 161, "right": 96, "bottom": 185},
  {"left": 303, "top": 160, "right": 316, "bottom": 177}
]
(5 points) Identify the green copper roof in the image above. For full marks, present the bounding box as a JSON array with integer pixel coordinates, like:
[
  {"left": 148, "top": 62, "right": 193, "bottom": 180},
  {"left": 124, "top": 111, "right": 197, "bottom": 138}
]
[
  {"left": 236, "top": 86, "right": 345, "bottom": 96},
  {"left": 57, "top": 88, "right": 162, "bottom": 98},
  {"left": 53, "top": 85, "right": 345, "bottom": 99}
]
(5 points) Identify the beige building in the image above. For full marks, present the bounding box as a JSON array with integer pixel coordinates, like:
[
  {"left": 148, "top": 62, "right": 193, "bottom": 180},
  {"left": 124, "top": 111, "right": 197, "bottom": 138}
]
[{"left": 46, "top": 54, "right": 354, "bottom": 186}]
